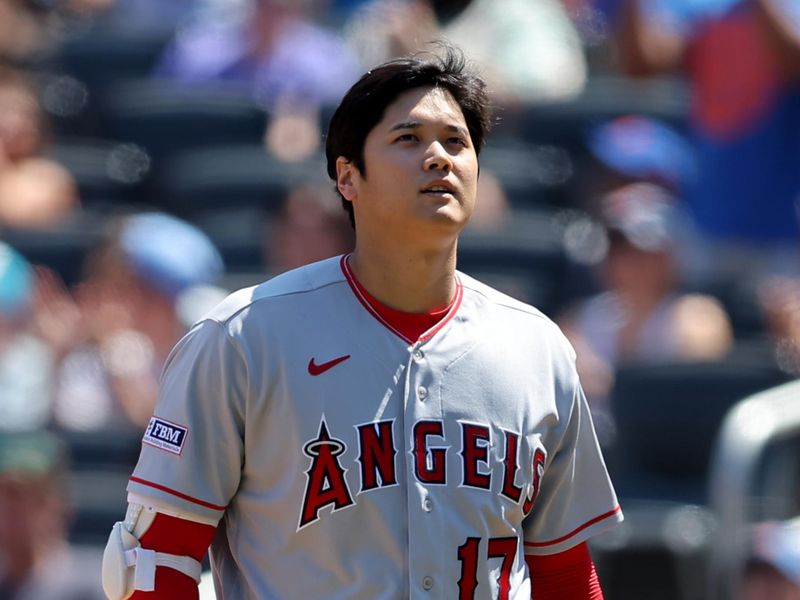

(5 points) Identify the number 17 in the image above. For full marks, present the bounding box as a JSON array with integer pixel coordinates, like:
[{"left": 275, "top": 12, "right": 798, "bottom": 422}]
[{"left": 457, "top": 536, "right": 518, "bottom": 600}]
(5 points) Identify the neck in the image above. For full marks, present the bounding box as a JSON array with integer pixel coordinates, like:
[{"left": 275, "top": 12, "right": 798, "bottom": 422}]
[{"left": 349, "top": 238, "right": 459, "bottom": 314}]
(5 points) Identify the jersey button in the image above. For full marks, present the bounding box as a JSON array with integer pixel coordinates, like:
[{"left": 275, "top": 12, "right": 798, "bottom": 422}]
[
  {"left": 417, "top": 386, "right": 428, "bottom": 401},
  {"left": 413, "top": 349, "right": 424, "bottom": 362},
  {"left": 422, "top": 576, "right": 434, "bottom": 591}
]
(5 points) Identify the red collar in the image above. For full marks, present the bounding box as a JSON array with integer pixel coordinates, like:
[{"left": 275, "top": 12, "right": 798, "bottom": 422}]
[{"left": 340, "top": 255, "right": 462, "bottom": 344}]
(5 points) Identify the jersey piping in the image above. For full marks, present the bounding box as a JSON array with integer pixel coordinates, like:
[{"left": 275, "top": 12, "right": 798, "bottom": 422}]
[
  {"left": 340, "top": 254, "right": 464, "bottom": 345},
  {"left": 129, "top": 476, "right": 227, "bottom": 512},
  {"left": 523, "top": 505, "right": 622, "bottom": 549}
]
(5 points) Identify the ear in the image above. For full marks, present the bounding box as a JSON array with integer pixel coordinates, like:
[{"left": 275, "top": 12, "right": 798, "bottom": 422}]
[{"left": 336, "top": 157, "right": 358, "bottom": 202}]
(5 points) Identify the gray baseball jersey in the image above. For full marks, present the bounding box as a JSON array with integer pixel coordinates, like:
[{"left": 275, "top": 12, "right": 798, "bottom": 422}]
[{"left": 128, "top": 255, "right": 622, "bottom": 599}]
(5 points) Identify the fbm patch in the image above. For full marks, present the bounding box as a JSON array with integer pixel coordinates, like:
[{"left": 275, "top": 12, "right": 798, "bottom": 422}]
[{"left": 143, "top": 417, "right": 188, "bottom": 455}]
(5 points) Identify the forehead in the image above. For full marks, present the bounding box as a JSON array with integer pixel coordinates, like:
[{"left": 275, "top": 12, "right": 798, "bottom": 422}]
[{"left": 376, "top": 86, "right": 467, "bottom": 131}]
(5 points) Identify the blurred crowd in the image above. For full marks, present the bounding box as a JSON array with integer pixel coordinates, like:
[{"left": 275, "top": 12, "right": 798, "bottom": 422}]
[{"left": 0, "top": 0, "right": 798, "bottom": 598}]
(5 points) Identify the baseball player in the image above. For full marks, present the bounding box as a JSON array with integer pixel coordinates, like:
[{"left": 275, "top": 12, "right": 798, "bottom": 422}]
[{"left": 102, "top": 45, "right": 623, "bottom": 599}]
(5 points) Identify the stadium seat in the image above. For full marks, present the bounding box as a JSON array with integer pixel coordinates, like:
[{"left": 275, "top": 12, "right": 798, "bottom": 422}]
[
  {"left": 48, "top": 137, "right": 152, "bottom": 208},
  {"left": 505, "top": 75, "right": 690, "bottom": 149},
  {"left": 96, "top": 79, "right": 268, "bottom": 163},
  {"left": 54, "top": 26, "right": 172, "bottom": 93},
  {"left": 479, "top": 139, "right": 576, "bottom": 209},
  {"left": 609, "top": 356, "right": 792, "bottom": 503},
  {"left": 44, "top": 25, "right": 172, "bottom": 137},
  {"left": 591, "top": 355, "right": 793, "bottom": 600},
  {"left": 456, "top": 209, "right": 570, "bottom": 315},
  {"left": 157, "top": 144, "right": 325, "bottom": 215}
]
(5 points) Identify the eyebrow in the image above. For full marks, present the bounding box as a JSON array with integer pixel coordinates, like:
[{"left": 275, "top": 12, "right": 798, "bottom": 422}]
[{"left": 388, "top": 121, "right": 468, "bottom": 136}]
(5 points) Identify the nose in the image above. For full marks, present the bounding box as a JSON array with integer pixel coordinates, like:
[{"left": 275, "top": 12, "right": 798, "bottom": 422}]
[{"left": 423, "top": 142, "right": 452, "bottom": 173}]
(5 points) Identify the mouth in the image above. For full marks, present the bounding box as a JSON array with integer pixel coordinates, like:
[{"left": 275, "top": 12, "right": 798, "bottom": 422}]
[{"left": 420, "top": 182, "right": 457, "bottom": 198}]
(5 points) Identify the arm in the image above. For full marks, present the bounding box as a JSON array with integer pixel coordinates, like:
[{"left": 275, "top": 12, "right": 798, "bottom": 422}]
[
  {"left": 104, "top": 319, "right": 246, "bottom": 599},
  {"left": 103, "top": 501, "right": 217, "bottom": 600},
  {"left": 520, "top": 334, "right": 623, "bottom": 574},
  {"left": 527, "top": 542, "right": 604, "bottom": 599},
  {"left": 130, "top": 512, "right": 216, "bottom": 599},
  {"left": 613, "top": 0, "right": 686, "bottom": 77},
  {"left": 752, "top": 0, "right": 800, "bottom": 77}
]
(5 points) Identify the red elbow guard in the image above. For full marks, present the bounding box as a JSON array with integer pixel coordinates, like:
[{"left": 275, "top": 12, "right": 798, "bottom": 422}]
[
  {"left": 526, "top": 542, "right": 604, "bottom": 600},
  {"left": 129, "top": 513, "right": 216, "bottom": 600}
]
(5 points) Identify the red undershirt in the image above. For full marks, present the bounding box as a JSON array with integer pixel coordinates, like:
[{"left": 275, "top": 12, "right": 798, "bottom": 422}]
[{"left": 346, "top": 264, "right": 457, "bottom": 342}]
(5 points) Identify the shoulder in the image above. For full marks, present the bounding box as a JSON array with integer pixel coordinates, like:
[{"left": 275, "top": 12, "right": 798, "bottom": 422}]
[
  {"left": 160, "top": 257, "right": 348, "bottom": 376},
  {"left": 201, "top": 256, "right": 346, "bottom": 326},
  {"left": 2, "top": 157, "right": 77, "bottom": 197},
  {"left": 459, "top": 270, "right": 553, "bottom": 322},
  {"left": 458, "top": 271, "right": 577, "bottom": 362}
]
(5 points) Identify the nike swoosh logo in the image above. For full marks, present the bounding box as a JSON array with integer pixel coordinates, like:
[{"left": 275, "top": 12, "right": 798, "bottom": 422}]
[{"left": 308, "top": 354, "right": 351, "bottom": 376}]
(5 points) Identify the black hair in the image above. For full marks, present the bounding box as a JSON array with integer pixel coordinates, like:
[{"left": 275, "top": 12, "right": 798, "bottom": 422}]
[{"left": 325, "top": 43, "right": 492, "bottom": 228}]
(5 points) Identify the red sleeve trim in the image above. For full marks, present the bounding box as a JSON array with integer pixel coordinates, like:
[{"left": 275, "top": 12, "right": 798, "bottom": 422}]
[
  {"left": 524, "top": 506, "right": 621, "bottom": 548},
  {"left": 129, "top": 477, "right": 227, "bottom": 512}
]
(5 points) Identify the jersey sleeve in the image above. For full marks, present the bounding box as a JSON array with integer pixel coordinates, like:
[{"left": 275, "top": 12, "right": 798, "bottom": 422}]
[
  {"left": 522, "top": 377, "right": 623, "bottom": 556},
  {"left": 127, "top": 318, "right": 248, "bottom": 523}
]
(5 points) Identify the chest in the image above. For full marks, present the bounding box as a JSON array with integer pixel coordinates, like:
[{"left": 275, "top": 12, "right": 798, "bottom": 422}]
[{"left": 242, "top": 330, "right": 559, "bottom": 522}]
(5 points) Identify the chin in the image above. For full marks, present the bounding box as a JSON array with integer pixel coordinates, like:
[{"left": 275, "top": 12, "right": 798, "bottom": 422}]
[
  {"left": 438, "top": 202, "right": 471, "bottom": 223},
  {"left": 425, "top": 211, "right": 470, "bottom": 235}
]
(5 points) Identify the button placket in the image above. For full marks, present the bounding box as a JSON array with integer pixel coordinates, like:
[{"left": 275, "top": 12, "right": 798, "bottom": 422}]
[{"left": 406, "top": 345, "right": 443, "bottom": 598}]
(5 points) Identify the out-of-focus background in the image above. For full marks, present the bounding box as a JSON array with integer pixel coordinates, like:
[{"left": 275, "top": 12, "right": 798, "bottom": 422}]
[{"left": 0, "top": 0, "right": 799, "bottom": 598}]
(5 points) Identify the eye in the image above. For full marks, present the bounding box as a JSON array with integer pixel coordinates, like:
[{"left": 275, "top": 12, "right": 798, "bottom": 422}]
[
  {"left": 395, "top": 133, "right": 418, "bottom": 143},
  {"left": 448, "top": 137, "right": 468, "bottom": 147}
]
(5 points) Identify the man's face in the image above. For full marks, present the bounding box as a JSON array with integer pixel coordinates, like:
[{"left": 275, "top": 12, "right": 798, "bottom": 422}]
[{"left": 340, "top": 86, "right": 479, "bottom": 246}]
